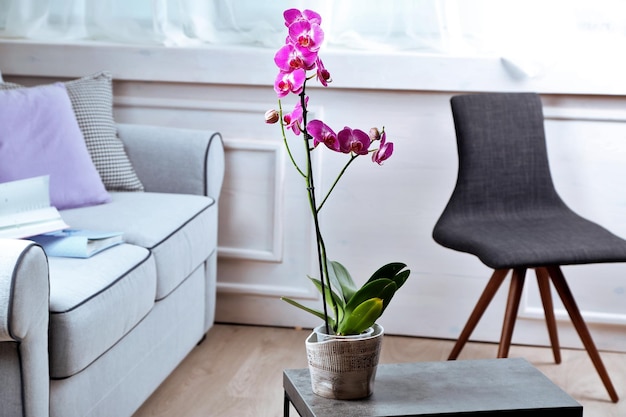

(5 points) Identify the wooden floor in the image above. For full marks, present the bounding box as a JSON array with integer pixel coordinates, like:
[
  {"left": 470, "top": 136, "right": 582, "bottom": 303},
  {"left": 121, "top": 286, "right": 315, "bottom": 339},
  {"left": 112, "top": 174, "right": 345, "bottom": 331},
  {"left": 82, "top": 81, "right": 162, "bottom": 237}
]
[{"left": 133, "top": 323, "right": 626, "bottom": 417}]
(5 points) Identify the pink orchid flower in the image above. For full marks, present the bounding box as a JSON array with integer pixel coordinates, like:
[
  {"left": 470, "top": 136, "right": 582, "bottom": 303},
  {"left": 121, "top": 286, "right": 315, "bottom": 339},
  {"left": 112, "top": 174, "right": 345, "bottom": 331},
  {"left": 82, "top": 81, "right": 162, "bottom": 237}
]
[
  {"left": 372, "top": 131, "right": 394, "bottom": 164},
  {"left": 283, "top": 97, "right": 308, "bottom": 135},
  {"left": 338, "top": 127, "right": 371, "bottom": 155},
  {"left": 274, "top": 43, "right": 317, "bottom": 73},
  {"left": 315, "top": 56, "right": 332, "bottom": 87},
  {"left": 307, "top": 119, "right": 339, "bottom": 151},
  {"left": 288, "top": 19, "right": 324, "bottom": 52},
  {"left": 283, "top": 9, "right": 322, "bottom": 27},
  {"left": 274, "top": 69, "right": 306, "bottom": 98}
]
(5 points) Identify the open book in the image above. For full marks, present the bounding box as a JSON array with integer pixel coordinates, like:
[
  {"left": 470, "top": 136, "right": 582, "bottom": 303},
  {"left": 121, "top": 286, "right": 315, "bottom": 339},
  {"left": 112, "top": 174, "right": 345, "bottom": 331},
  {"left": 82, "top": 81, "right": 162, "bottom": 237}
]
[
  {"left": 29, "top": 229, "right": 124, "bottom": 258},
  {"left": 0, "top": 176, "right": 69, "bottom": 239}
]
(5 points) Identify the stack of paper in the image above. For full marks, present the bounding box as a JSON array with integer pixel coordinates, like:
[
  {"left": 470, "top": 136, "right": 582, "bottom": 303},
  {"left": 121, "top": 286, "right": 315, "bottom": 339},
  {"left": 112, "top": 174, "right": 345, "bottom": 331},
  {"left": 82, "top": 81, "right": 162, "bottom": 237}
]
[{"left": 0, "top": 176, "right": 69, "bottom": 238}]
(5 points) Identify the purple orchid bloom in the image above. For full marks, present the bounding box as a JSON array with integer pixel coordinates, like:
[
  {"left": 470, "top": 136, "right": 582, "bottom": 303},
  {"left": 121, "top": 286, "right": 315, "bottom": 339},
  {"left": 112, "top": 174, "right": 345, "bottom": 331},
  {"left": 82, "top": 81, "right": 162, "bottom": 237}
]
[
  {"left": 288, "top": 19, "right": 324, "bottom": 52},
  {"left": 337, "top": 127, "right": 371, "bottom": 155},
  {"left": 274, "top": 69, "right": 306, "bottom": 98},
  {"left": 274, "top": 43, "right": 318, "bottom": 72},
  {"left": 372, "top": 131, "right": 394, "bottom": 164},
  {"left": 283, "top": 97, "right": 308, "bottom": 135},
  {"left": 307, "top": 119, "right": 339, "bottom": 151},
  {"left": 283, "top": 9, "right": 322, "bottom": 27},
  {"left": 315, "top": 56, "right": 332, "bottom": 87}
]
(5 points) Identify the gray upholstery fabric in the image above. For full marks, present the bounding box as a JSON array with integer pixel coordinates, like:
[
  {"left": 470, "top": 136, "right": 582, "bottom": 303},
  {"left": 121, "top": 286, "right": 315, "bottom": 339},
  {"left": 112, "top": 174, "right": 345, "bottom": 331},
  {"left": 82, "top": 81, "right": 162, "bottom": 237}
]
[
  {"left": 203, "top": 252, "right": 217, "bottom": 332},
  {"left": 433, "top": 93, "right": 626, "bottom": 269},
  {"left": 60, "top": 192, "right": 216, "bottom": 300},
  {"left": 116, "top": 122, "right": 223, "bottom": 332},
  {"left": 0, "top": 342, "right": 23, "bottom": 417},
  {"left": 117, "top": 123, "right": 224, "bottom": 200},
  {"left": 50, "top": 265, "right": 205, "bottom": 417},
  {"left": 47, "top": 244, "right": 154, "bottom": 378},
  {"left": 0, "top": 240, "right": 49, "bottom": 417}
]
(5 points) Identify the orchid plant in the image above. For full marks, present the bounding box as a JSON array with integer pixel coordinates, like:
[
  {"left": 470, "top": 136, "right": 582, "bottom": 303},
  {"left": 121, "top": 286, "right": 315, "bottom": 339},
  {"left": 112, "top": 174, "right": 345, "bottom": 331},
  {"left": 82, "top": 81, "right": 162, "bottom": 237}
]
[{"left": 266, "top": 8, "right": 410, "bottom": 337}]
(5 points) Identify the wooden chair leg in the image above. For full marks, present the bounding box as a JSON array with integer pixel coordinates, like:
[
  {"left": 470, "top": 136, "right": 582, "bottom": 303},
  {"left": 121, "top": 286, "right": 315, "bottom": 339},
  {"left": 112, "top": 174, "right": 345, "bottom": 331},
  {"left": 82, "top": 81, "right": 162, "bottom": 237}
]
[
  {"left": 546, "top": 265, "right": 619, "bottom": 403},
  {"left": 448, "top": 269, "right": 510, "bottom": 360},
  {"left": 497, "top": 268, "right": 526, "bottom": 358},
  {"left": 535, "top": 267, "right": 561, "bottom": 364}
]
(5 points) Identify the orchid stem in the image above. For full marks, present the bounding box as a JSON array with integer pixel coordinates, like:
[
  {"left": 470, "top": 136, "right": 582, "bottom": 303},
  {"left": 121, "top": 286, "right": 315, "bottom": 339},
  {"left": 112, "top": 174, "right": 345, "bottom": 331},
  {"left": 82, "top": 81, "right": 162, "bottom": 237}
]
[
  {"left": 278, "top": 100, "right": 306, "bottom": 178},
  {"left": 300, "top": 87, "right": 337, "bottom": 334}
]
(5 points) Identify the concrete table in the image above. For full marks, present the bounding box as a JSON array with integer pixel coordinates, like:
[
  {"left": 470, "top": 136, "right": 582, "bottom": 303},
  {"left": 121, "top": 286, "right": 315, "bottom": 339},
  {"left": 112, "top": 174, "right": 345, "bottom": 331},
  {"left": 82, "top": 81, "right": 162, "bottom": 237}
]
[{"left": 284, "top": 358, "right": 582, "bottom": 416}]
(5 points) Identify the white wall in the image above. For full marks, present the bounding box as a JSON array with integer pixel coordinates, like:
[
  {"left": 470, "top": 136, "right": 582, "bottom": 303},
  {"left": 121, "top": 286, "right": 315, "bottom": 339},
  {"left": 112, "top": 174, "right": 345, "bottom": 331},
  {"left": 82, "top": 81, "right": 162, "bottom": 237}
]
[{"left": 2, "top": 40, "right": 625, "bottom": 352}]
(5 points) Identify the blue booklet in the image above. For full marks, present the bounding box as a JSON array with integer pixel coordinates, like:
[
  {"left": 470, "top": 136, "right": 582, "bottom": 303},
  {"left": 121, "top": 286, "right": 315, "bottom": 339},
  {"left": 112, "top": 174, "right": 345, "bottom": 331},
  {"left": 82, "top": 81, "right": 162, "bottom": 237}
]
[{"left": 29, "top": 229, "right": 124, "bottom": 258}]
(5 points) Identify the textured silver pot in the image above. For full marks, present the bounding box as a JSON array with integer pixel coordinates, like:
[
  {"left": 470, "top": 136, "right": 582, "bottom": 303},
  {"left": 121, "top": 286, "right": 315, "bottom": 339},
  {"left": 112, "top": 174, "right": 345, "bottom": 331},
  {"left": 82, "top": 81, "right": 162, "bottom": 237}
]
[{"left": 305, "top": 323, "right": 384, "bottom": 400}]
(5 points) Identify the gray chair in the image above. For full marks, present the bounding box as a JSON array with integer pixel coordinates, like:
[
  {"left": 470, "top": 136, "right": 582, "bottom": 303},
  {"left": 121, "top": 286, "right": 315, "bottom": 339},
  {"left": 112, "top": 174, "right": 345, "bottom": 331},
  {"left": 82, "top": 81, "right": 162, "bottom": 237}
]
[{"left": 433, "top": 92, "right": 625, "bottom": 402}]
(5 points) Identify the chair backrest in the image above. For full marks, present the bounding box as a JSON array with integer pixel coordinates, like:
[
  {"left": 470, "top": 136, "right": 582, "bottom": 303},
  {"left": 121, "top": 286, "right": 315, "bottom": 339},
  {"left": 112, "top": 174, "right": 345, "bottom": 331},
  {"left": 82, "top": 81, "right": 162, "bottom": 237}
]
[{"left": 436, "top": 93, "right": 567, "bottom": 225}]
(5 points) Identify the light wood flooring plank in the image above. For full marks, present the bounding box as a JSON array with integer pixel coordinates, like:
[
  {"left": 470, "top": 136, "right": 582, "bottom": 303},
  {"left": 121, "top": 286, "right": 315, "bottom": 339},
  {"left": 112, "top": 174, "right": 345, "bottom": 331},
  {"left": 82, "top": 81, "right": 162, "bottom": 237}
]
[{"left": 133, "top": 324, "right": 625, "bottom": 417}]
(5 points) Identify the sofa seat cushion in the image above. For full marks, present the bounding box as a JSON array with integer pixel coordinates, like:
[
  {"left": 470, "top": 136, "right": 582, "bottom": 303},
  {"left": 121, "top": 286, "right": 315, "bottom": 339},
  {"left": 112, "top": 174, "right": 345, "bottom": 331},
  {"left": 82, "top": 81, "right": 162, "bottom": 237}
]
[
  {"left": 48, "top": 243, "right": 154, "bottom": 379},
  {"left": 59, "top": 191, "right": 217, "bottom": 300}
]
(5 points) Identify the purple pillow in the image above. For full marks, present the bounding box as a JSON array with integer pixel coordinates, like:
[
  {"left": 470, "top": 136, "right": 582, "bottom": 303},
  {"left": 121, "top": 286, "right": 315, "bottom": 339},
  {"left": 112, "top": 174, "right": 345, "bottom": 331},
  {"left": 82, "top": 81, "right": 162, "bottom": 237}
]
[{"left": 0, "top": 83, "right": 111, "bottom": 209}]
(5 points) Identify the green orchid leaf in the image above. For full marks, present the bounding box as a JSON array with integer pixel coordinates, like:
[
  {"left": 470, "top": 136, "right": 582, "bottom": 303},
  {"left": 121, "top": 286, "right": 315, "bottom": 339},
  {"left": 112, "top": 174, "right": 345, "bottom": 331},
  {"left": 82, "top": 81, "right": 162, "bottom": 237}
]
[
  {"left": 344, "top": 278, "right": 394, "bottom": 314},
  {"left": 329, "top": 260, "right": 357, "bottom": 302},
  {"left": 379, "top": 281, "right": 400, "bottom": 313},
  {"left": 280, "top": 297, "right": 336, "bottom": 328},
  {"left": 392, "top": 269, "right": 411, "bottom": 290},
  {"left": 308, "top": 276, "right": 345, "bottom": 323},
  {"left": 379, "top": 281, "right": 398, "bottom": 305},
  {"left": 337, "top": 297, "right": 383, "bottom": 335},
  {"left": 324, "top": 261, "right": 342, "bottom": 298},
  {"left": 366, "top": 262, "right": 407, "bottom": 282},
  {"left": 283, "top": 263, "right": 409, "bottom": 336},
  {"left": 309, "top": 276, "right": 345, "bottom": 309}
]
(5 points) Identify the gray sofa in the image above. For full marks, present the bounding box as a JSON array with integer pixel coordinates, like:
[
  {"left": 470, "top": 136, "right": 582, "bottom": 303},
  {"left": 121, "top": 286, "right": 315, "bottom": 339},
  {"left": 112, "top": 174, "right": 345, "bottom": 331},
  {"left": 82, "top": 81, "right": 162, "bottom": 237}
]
[{"left": 0, "top": 123, "right": 224, "bottom": 417}]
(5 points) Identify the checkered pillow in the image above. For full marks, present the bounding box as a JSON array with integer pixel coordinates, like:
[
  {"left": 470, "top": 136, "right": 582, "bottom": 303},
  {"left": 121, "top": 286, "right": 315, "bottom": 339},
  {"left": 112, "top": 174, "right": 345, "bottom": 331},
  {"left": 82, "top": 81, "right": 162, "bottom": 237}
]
[{"left": 0, "top": 72, "right": 144, "bottom": 191}]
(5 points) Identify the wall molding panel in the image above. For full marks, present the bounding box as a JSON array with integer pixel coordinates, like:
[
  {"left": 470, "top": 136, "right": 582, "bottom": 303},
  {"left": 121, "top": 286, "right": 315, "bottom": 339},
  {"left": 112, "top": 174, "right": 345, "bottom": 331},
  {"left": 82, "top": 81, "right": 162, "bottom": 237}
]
[
  {"left": 216, "top": 281, "right": 319, "bottom": 300},
  {"left": 218, "top": 139, "right": 285, "bottom": 262},
  {"left": 114, "top": 96, "right": 272, "bottom": 114},
  {"left": 543, "top": 106, "right": 626, "bottom": 123}
]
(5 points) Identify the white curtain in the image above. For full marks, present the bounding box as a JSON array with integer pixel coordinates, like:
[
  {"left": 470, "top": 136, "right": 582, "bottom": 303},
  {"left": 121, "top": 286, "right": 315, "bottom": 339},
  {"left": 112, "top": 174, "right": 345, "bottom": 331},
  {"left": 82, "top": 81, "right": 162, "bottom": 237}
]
[
  {"left": 0, "top": 0, "right": 624, "bottom": 59},
  {"left": 0, "top": 0, "right": 449, "bottom": 50}
]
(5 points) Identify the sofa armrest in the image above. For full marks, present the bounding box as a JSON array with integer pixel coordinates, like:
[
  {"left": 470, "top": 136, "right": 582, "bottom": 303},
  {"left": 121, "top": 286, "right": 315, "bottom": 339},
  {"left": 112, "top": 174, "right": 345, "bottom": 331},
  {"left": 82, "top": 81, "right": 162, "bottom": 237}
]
[
  {"left": 0, "top": 239, "right": 49, "bottom": 417},
  {"left": 116, "top": 123, "right": 225, "bottom": 201}
]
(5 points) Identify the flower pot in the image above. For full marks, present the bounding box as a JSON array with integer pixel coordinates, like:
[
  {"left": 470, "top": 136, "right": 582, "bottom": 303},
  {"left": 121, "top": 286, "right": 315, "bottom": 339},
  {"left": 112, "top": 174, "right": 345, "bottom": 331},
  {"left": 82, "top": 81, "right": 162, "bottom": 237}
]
[{"left": 305, "top": 323, "right": 384, "bottom": 400}]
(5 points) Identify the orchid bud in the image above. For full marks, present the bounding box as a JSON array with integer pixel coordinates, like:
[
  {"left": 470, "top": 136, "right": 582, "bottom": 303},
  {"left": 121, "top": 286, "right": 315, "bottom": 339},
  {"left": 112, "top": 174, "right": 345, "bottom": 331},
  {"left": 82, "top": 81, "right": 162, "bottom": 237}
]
[
  {"left": 320, "top": 69, "right": 332, "bottom": 84},
  {"left": 265, "top": 109, "right": 280, "bottom": 124},
  {"left": 368, "top": 127, "right": 381, "bottom": 141}
]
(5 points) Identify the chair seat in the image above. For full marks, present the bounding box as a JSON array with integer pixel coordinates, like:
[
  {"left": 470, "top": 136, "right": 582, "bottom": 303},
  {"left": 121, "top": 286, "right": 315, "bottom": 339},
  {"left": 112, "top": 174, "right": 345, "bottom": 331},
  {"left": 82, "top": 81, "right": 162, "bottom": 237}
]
[{"left": 434, "top": 210, "right": 626, "bottom": 269}]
